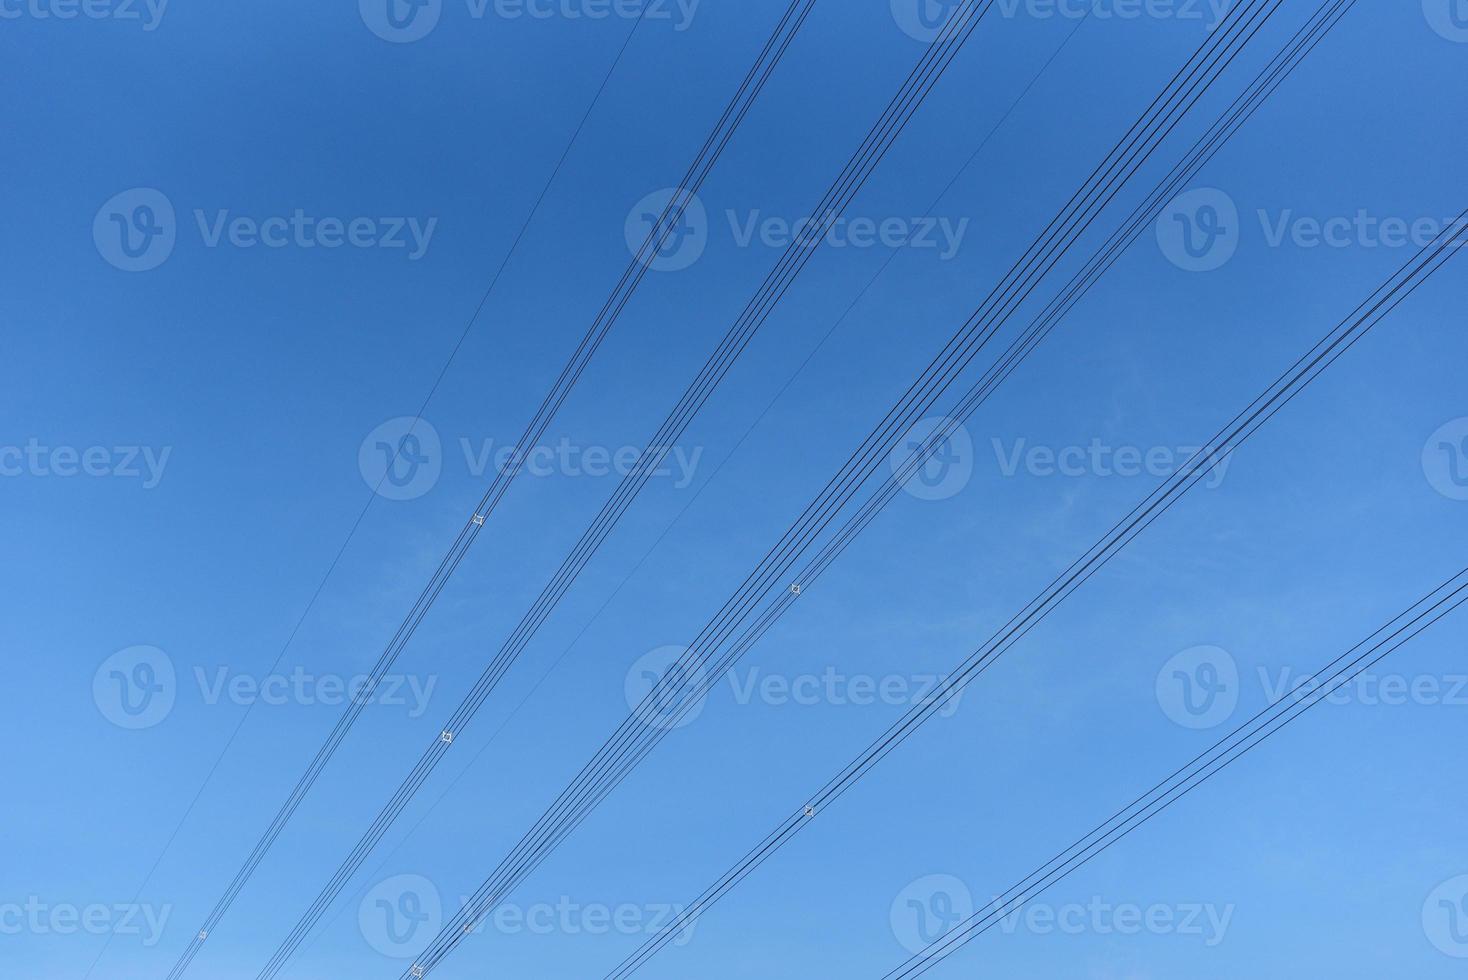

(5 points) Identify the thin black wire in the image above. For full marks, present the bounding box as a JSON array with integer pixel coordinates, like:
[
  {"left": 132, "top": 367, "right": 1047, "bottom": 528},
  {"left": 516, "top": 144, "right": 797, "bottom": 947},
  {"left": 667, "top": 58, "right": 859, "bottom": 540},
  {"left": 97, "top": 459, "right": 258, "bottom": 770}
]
[
  {"left": 480, "top": 0, "right": 1281, "bottom": 913},
  {"left": 888, "top": 568, "right": 1468, "bottom": 978},
  {"left": 251, "top": 1, "right": 994, "bottom": 974},
  {"left": 84, "top": 43, "right": 656, "bottom": 980},
  {"left": 388, "top": 3, "right": 993, "bottom": 976},
  {"left": 608, "top": 165, "right": 1468, "bottom": 978},
  {"left": 405, "top": 0, "right": 1285, "bottom": 962},
  {"left": 156, "top": 6, "right": 815, "bottom": 979},
  {"left": 294, "top": 11, "right": 1093, "bottom": 958},
  {"left": 395, "top": 2, "right": 1288, "bottom": 973},
  {"left": 459, "top": 0, "right": 1281, "bottom": 944}
]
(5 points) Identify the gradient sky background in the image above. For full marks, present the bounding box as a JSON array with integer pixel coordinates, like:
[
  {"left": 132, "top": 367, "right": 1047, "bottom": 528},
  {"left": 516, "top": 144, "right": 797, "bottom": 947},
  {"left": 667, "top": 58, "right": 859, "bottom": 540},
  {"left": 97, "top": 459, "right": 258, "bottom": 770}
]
[{"left": 4, "top": 1, "right": 1468, "bottom": 977}]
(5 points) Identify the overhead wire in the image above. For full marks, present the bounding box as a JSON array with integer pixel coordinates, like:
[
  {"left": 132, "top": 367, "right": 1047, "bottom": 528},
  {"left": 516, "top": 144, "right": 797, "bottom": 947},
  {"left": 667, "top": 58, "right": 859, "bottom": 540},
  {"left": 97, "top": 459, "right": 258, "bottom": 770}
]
[
  {"left": 251, "top": 1, "right": 1001, "bottom": 974},
  {"left": 885, "top": 567, "right": 1468, "bottom": 978},
  {"left": 390, "top": 1, "right": 1295, "bottom": 974},
  {"left": 158, "top": 5, "right": 816, "bottom": 977},
  {"left": 605, "top": 147, "right": 1468, "bottom": 980}
]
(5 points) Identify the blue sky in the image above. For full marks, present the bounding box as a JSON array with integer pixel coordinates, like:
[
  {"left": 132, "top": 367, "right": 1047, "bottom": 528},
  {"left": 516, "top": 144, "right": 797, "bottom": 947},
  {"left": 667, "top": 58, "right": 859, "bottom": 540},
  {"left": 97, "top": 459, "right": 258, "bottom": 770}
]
[{"left": 4, "top": 1, "right": 1468, "bottom": 977}]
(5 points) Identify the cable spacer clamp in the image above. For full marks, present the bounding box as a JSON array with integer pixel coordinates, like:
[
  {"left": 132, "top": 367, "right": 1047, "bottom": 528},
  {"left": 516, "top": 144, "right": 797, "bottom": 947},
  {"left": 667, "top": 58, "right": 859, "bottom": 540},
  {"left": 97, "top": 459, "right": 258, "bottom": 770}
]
[
  {"left": 804, "top": 805, "right": 815, "bottom": 818},
  {"left": 471, "top": 514, "right": 486, "bottom": 526},
  {"left": 790, "top": 583, "right": 802, "bottom": 596},
  {"left": 198, "top": 930, "right": 208, "bottom": 941},
  {"left": 410, "top": 967, "right": 425, "bottom": 978},
  {"left": 440, "top": 730, "right": 455, "bottom": 745}
]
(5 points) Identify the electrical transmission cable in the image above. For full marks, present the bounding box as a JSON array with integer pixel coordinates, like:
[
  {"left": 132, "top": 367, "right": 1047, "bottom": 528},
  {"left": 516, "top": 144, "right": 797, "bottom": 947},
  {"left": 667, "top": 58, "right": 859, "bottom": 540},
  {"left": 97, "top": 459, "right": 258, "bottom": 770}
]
[
  {"left": 77, "top": 18, "right": 650, "bottom": 980},
  {"left": 252, "top": 1, "right": 997, "bottom": 974},
  {"left": 596, "top": 1, "right": 1385, "bottom": 974},
  {"left": 604, "top": 176, "right": 1468, "bottom": 980},
  {"left": 392, "top": 2, "right": 1293, "bottom": 974},
  {"left": 285, "top": 13, "right": 1094, "bottom": 959},
  {"left": 885, "top": 566, "right": 1468, "bottom": 978},
  {"left": 158, "top": 5, "right": 815, "bottom": 977}
]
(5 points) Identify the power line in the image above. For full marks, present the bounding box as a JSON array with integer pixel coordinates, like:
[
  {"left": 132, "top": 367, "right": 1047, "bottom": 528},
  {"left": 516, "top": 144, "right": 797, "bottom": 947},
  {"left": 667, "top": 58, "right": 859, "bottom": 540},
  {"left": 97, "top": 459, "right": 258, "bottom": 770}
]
[
  {"left": 607, "top": 58, "right": 1468, "bottom": 980},
  {"left": 393, "top": 2, "right": 1288, "bottom": 974},
  {"left": 157, "top": 5, "right": 815, "bottom": 977},
  {"left": 289, "top": 11, "right": 1094, "bottom": 958},
  {"left": 400, "top": 5, "right": 1284, "bottom": 972},
  {"left": 77, "top": 19, "right": 648, "bottom": 980},
  {"left": 251, "top": 1, "right": 994, "bottom": 974},
  {"left": 885, "top": 567, "right": 1468, "bottom": 978}
]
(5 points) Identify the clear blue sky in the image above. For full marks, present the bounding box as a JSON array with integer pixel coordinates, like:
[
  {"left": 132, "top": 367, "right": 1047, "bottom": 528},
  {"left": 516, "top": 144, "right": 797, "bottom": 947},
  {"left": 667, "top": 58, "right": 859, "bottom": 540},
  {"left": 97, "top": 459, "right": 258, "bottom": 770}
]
[{"left": 4, "top": 1, "right": 1468, "bottom": 978}]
